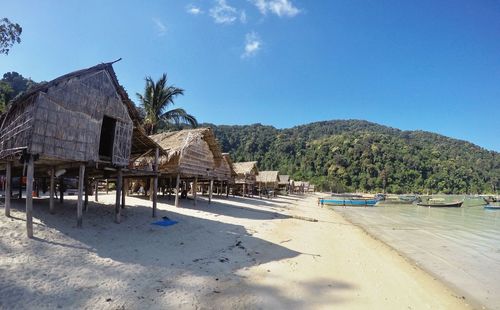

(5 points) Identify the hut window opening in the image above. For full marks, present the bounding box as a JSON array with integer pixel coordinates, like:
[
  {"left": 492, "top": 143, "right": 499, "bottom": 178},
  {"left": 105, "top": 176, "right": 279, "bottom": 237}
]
[{"left": 99, "top": 115, "right": 116, "bottom": 160}]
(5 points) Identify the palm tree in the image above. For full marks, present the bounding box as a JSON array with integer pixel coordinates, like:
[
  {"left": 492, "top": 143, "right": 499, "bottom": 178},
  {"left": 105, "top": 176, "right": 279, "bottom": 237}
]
[{"left": 136, "top": 74, "right": 198, "bottom": 135}]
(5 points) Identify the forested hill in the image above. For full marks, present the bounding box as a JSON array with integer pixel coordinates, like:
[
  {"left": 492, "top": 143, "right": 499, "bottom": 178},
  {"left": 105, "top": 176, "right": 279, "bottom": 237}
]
[{"left": 203, "top": 120, "right": 499, "bottom": 194}]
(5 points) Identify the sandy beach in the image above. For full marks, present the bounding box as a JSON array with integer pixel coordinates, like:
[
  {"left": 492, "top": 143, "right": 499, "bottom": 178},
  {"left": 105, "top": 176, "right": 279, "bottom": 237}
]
[{"left": 1, "top": 193, "right": 470, "bottom": 309}]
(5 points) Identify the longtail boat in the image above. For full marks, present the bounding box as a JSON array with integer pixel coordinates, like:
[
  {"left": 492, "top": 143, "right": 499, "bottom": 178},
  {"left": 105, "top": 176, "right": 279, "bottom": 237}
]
[
  {"left": 320, "top": 198, "right": 379, "bottom": 207},
  {"left": 417, "top": 198, "right": 463, "bottom": 208}
]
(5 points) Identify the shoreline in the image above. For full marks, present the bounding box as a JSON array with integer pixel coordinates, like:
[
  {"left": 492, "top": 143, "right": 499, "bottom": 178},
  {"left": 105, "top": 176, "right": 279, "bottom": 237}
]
[
  {"left": 1, "top": 193, "right": 472, "bottom": 309},
  {"left": 327, "top": 204, "right": 484, "bottom": 310}
]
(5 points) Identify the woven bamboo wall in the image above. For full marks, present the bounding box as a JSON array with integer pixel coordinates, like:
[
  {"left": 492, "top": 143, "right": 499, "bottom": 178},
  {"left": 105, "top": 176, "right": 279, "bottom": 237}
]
[{"left": 0, "top": 69, "right": 133, "bottom": 165}]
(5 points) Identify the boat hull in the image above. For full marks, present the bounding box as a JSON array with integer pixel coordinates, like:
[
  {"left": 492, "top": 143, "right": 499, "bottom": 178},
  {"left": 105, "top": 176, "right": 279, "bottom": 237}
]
[
  {"left": 417, "top": 201, "right": 463, "bottom": 208},
  {"left": 321, "top": 199, "right": 378, "bottom": 206},
  {"left": 485, "top": 205, "right": 500, "bottom": 210}
]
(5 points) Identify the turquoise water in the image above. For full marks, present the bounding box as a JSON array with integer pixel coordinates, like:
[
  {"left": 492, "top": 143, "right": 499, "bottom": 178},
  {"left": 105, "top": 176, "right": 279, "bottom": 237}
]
[{"left": 332, "top": 203, "right": 500, "bottom": 310}]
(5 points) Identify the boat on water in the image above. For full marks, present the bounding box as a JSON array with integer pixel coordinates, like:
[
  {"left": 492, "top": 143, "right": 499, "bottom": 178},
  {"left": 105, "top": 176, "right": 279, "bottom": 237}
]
[
  {"left": 320, "top": 198, "right": 379, "bottom": 207},
  {"left": 484, "top": 204, "right": 500, "bottom": 210},
  {"left": 417, "top": 198, "right": 463, "bottom": 208}
]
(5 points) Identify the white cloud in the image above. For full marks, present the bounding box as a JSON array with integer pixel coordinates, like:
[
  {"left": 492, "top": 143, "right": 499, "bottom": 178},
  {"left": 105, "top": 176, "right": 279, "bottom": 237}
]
[
  {"left": 186, "top": 4, "right": 203, "bottom": 15},
  {"left": 210, "top": 0, "right": 238, "bottom": 24},
  {"left": 242, "top": 32, "right": 262, "bottom": 58},
  {"left": 152, "top": 18, "right": 167, "bottom": 36},
  {"left": 250, "top": 0, "right": 300, "bottom": 17},
  {"left": 240, "top": 10, "right": 247, "bottom": 23}
]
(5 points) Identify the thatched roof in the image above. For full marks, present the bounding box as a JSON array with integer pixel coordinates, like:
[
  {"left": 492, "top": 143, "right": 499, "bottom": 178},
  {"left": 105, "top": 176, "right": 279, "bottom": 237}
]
[
  {"left": 0, "top": 61, "right": 162, "bottom": 166},
  {"left": 214, "top": 153, "right": 236, "bottom": 181},
  {"left": 137, "top": 128, "right": 223, "bottom": 177},
  {"left": 279, "top": 175, "right": 290, "bottom": 185},
  {"left": 233, "top": 161, "right": 259, "bottom": 176},
  {"left": 256, "top": 171, "right": 279, "bottom": 183}
]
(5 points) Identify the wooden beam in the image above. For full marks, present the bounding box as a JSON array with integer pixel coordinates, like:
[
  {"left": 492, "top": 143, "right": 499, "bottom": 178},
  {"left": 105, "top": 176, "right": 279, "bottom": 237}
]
[
  {"left": 59, "top": 176, "right": 64, "bottom": 204},
  {"left": 152, "top": 148, "right": 159, "bottom": 217},
  {"left": 94, "top": 179, "right": 98, "bottom": 202},
  {"left": 5, "top": 161, "right": 11, "bottom": 217},
  {"left": 115, "top": 169, "right": 122, "bottom": 223},
  {"left": 26, "top": 156, "right": 34, "bottom": 238},
  {"left": 209, "top": 179, "right": 213, "bottom": 204},
  {"left": 193, "top": 177, "right": 198, "bottom": 206},
  {"left": 76, "top": 164, "right": 85, "bottom": 228},
  {"left": 174, "top": 173, "right": 180, "bottom": 207},
  {"left": 49, "top": 167, "right": 55, "bottom": 214},
  {"left": 121, "top": 178, "right": 126, "bottom": 209},
  {"left": 84, "top": 170, "right": 89, "bottom": 212}
]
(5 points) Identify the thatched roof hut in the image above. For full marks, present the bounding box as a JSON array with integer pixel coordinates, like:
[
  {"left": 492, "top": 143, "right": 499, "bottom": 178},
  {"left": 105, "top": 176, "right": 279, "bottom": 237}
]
[
  {"left": 256, "top": 171, "right": 280, "bottom": 189},
  {"left": 278, "top": 175, "right": 290, "bottom": 186},
  {"left": 0, "top": 61, "right": 149, "bottom": 168},
  {"left": 233, "top": 161, "right": 259, "bottom": 185},
  {"left": 135, "top": 128, "right": 223, "bottom": 179},
  {"left": 214, "top": 153, "right": 236, "bottom": 182}
]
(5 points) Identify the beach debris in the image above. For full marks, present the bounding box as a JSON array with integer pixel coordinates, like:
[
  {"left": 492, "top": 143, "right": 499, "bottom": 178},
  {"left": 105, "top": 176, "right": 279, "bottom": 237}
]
[
  {"left": 105, "top": 298, "right": 112, "bottom": 302},
  {"left": 219, "top": 257, "right": 229, "bottom": 263},
  {"left": 280, "top": 239, "right": 292, "bottom": 244},
  {"left": 291, "top": 215, "right": 318, "bottom": 222},
  {"left": 213, "top": 290, "right": 221, "bottom": 293}
]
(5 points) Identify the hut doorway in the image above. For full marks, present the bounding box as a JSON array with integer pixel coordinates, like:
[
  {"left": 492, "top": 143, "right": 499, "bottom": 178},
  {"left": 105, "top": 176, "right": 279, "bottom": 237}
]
[{"left": 99, "top": 115, "right": 116, "bottom": 160}]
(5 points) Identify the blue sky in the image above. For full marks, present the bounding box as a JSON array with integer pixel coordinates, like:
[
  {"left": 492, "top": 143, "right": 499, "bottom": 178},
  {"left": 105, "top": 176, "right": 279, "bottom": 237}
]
[{"left": 1, "top": 0, "right": 499, "bottom": 151}]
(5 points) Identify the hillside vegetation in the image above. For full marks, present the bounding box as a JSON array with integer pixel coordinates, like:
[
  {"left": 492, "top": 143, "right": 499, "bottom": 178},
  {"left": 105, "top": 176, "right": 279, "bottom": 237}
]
[{"left": 206, "top": 120, "right": 499, "bottom": 194}]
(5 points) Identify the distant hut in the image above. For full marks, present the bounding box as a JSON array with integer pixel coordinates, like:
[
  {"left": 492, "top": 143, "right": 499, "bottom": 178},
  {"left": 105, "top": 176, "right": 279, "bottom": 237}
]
[
  {"left": 233, "top": 161, "right": 259, "bottom": 197},
  {"left": 134, "top": 128, "right": 223, "bottom": 206},
  {"left": 256, "top": 171, "right": 280, "bottom": 198},
  {"left": 278, "top": 174, "right": 290, "bottom": 193},
  {"left": 0, "top": 61, "right": 164, "bottom": 237},
  {"left": 213, "top": 153, "right": 236, "bottom": 196}
]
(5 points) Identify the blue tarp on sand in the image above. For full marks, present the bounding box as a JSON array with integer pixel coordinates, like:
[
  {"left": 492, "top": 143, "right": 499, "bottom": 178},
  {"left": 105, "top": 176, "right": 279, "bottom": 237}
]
[{"left": 152, "top": 220, "right": 178, "bottom": 227}]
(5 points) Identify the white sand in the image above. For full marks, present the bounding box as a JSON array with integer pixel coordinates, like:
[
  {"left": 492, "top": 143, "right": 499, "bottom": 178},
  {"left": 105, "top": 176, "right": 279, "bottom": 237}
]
[{"left": 0, "top": 193, "right": 470, "bottom": 309}]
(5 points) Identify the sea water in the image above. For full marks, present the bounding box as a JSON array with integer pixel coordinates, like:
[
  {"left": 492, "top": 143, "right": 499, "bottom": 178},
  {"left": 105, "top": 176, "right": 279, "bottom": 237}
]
[{"left": 332, "top": 200, "right": 500, "bottom": 309}]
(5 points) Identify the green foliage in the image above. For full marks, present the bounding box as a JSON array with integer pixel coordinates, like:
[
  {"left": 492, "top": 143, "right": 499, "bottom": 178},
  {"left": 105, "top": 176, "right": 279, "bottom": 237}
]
[
  {"left": 136, "top": 74, "right": 197, "bottom": 135},
  {"left": 205, "top": 120, "right": 499, "bottom": 194},
  {"left": 0, "top": 18, "right": 22, "bottom": 55},
  {"left": 0, "top": 71, "right": 38, "bottom": 112}
]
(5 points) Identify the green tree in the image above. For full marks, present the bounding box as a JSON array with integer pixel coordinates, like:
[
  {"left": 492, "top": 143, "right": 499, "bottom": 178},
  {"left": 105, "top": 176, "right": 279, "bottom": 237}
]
[
  {"left": 0, "top": 18, "right": 22, "bottom": 55},
  {"left": 136, "top": 74, "right": 197, "bottom": 135}
]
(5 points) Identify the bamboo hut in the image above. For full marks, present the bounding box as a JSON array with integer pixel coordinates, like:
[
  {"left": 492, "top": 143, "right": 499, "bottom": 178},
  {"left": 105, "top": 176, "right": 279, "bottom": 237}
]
[
  {"left": 256, "top": 171, "right": 280, "bottom": 198},
  {"left": 134, "top": 128, "right": 223, "bottom": 206},
  {"left": 213, "top": 153, "right": 236, "bottom": 197},
  {"left": 232, "top": 161, "right": 259, "bottom": 197},
  {"left": 0, "top": 61, "right": 163, "bottom": 237},
  {"left": 278, "top": 174, "right": 290, "bottom": 193}
]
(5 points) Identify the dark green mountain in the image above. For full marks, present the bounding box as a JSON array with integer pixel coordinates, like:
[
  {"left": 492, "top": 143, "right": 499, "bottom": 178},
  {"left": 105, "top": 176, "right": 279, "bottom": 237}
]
[{"left": 204, "top": 120, "right": 499, "bottom": 194}]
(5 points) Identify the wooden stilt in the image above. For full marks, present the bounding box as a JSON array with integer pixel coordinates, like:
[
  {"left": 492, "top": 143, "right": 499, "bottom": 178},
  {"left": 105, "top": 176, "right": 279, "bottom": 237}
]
[
  {"left": 59, "top": 176, "right": 64, "bottom": 203},
  {"left": 121, "top": 178, "right": 126, "bottom": 209},
  {"left": 106, "top": 179, "right": 109, "bottom": 194},
  {"left": 76, "top": 164, "right": 85, "bottom": 228},
  {"left": 26, "top": 156, "right": 34, "bottom": 238},
  {"left": 84, "top": 170, "right": 88, "bottom": 212},
  {"left": 49, "top": 167, "right": 55, "bottom": 214},
  {"left": 94, "top": 179, "right": 98, "bottom": 202},
  {"left": 193, "top": 177, "right": 198, "bottom": 206},
  {"left": 115, "top": 169, "right": 122, "bottom": 223},
  {"left": 243, "top": 183, "right": 246, "bottom": 197},
  {"left": 152, "top": 148, "right": 159, "bottom": 217},
  {"left": 5, "top": 161, "right": 11, "bottom": 217},
  {"left": 174, "top": 173, "right": 180, "bottom": 207},
  {"left": 209, "top": 179, "right": 213, "bottom": 204},
  {"left": 226, "top": 183, "right": 229, "bottom": 198},
  {"left": 18, "top": 172, "right": 22, "bottom": 200}
]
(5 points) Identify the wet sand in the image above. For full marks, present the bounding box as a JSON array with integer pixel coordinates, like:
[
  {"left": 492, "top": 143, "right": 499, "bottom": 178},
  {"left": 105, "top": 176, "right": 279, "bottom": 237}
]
[{"left": 0, "top": 193, "right": 469, "bottom": 309}]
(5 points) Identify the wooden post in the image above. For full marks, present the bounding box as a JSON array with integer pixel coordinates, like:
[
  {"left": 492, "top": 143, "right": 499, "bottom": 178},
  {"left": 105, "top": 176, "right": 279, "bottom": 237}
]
[
  {"left": 94, "top": 179, "right": 98, "bottom": 202},
  {"left": 121, "top": 178, "right": 126, "bottom": 209},
  {"left": 174, "top": 173, "right": 180, "bottom": 207},
  {"left": 152, "top": 148, "right": 159, "bottom": 217},
  {"left": 115, "top": 169, "right": 122, "bottom": 223},
  {"left": 76, "top": 164, "right": 85, "bottom": 228},
  {"left": 26, "top": 156, "right": 34, "bottom": 238},
  {"left": 18, "top": 172, "right": 22, "bottom": 200},
  {"left": 5, "top": 162, "right": 11, "bottom": 217},
  {"left": 243, "top": 183, "right": 246, "bottom": 197},
  {"left": 84, "top": 170, "right": 88, "bottom": 212},
  {"left": 59, "top": 176, "right": 64, "bottom": 204},
  {"left": 193, "top": 177, "right": 198, "bottom": 206},
  {"left": 106, "top": 179, "right": 109, "bottom": 194},
  {"left": 226, "top": 183, "right": 229, "bottom": 198},
  {"left": 259, "top": 182, "right": 262, "bottom": 199},
  {"left": 49, "top": 167, "right": 55, "bottom": 214},
  {"left": 209, "top": 179, "right": 213, "bottom": 204}
]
